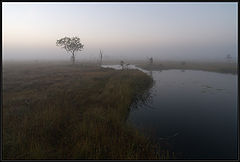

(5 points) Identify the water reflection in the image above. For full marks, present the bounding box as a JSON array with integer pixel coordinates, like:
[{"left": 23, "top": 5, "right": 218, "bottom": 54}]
[
  {"left": 128, "top": 69, "right": 238, "bottom": 160},
  {"left": 102, "top": 65, "right": 238, "bottom": 159}
]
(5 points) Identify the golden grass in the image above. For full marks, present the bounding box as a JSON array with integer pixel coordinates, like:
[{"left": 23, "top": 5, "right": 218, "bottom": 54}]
[{"left": 3, "top": 62, "right": 173, "bottom": 160}]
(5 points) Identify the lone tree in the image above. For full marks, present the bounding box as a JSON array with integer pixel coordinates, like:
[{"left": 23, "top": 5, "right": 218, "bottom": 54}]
[
  {"left": 149, "top": 57, "right": 153, "bottom": 64},
  {"left": 56, "top": 36, "right": 84, "bottom": 64},
  {"left": 147, "top": 57, "right": 153, "bottom": 65},
  {"left": 99, "top": 49, "right": 103, "bottom": 66}
]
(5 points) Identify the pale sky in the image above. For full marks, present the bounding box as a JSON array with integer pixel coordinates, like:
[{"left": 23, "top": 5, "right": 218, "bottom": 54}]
[{"left": 2, "top": 2, "right": 238, "bottom": 61}]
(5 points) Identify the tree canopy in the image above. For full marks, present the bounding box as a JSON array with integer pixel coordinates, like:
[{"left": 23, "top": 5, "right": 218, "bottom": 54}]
[{"left": 56, "top": 36, "right": 84, "bottom": 55}]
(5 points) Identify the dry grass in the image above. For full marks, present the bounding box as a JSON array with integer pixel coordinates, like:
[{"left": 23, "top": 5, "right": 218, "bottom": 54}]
[{"left": 3, "top": 62, "right": 173, "bottom": 160}]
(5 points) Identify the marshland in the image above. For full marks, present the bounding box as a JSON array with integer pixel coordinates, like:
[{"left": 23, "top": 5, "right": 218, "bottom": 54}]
[
  {"left": 2, "top": 62, "right": 162, "bottom": 159},
  {"left": 2, "top": 2, "right": 238, "bottom": 160}
]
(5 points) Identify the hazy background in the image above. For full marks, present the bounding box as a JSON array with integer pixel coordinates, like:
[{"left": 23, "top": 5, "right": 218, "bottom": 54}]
[{"left": 2, "top": 2, "right": 238, "bottom": 62}]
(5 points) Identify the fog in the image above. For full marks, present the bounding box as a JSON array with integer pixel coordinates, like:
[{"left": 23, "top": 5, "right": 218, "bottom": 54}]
[{"left": 2, "top": 2, "right": 238, "bottom": 62}]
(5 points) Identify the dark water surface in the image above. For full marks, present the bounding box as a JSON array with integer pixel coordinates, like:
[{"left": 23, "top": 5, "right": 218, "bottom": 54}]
[{"left": 102, "top": 65, "right": 238, "bottom": 159}]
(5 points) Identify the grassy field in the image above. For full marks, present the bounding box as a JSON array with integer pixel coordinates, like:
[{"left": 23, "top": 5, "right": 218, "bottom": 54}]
[{"left": 2, "top": 62, "right": 173, "bottom": 160}]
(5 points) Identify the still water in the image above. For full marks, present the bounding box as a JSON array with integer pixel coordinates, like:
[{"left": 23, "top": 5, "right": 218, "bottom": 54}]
[{"left": 102, "top": 65, "right": 238, "bottom": 159}]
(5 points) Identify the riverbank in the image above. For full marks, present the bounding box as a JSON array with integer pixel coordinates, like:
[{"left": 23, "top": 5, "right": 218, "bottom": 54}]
[
  {"left": 3, "top": 62, "right": 172, "bottom": 159},
  {"left": 135, "top": 61, "right": 237, "bottom": 74}
]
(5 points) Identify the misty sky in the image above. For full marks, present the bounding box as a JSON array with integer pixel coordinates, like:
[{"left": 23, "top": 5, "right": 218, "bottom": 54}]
[{"left": 2, "top": 2, "right": 238, "bottom": 61}]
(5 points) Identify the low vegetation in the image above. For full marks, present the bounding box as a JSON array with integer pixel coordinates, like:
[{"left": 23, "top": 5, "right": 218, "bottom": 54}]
[{"left": 3, "top": 62, "right": 173, "bottom": 160}]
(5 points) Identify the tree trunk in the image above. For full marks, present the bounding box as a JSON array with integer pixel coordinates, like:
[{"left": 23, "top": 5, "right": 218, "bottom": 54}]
[{"left": 72, "top": 53, "right": 75, "bottom": 65}]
